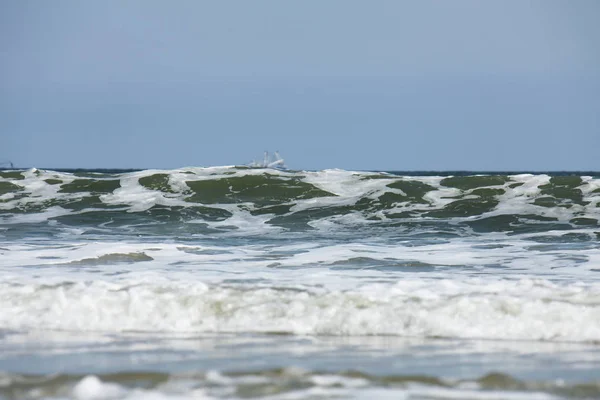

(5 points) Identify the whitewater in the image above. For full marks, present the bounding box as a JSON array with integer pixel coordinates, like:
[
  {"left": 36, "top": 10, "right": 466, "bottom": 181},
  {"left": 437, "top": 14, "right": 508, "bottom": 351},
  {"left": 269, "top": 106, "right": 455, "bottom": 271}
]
[{"left": 1, "top": 167, "right": 599, "bottom": 399}]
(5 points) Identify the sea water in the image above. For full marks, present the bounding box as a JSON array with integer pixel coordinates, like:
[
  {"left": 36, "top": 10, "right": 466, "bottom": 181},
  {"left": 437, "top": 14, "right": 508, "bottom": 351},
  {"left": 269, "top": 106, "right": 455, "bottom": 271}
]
[{"left": 1, "top": 167, "right": 599, "bottom": 399}]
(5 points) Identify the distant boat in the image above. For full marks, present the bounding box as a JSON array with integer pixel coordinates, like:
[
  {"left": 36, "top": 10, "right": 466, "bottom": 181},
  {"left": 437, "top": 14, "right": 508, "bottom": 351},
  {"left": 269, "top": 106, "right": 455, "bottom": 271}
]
[
  {"left": 0, "top": 161, "right": 14, "bottom": 169},
  {"left": 247, "top": 151, "right": 287, "bottom": 170}
]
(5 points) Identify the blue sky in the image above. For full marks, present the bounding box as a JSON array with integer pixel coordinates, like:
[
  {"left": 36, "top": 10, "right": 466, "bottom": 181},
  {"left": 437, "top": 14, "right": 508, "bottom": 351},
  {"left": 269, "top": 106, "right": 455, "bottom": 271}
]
[{"left": 1, "top": 0, "right": 599, "bottom": 170}]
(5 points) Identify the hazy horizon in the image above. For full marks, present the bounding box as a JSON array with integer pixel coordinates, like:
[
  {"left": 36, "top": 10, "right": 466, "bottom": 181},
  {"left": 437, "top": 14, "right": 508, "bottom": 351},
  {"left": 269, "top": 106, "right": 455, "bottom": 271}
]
[{"left": 2, "top": 1, "right": 599, "bottom": 170}]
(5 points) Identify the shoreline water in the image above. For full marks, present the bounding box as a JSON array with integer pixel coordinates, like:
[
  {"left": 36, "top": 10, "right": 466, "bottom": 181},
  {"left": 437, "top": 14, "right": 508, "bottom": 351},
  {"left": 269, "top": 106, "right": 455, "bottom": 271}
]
[{"left": 1, "top": 167, "right": 599, "bottom": 399}]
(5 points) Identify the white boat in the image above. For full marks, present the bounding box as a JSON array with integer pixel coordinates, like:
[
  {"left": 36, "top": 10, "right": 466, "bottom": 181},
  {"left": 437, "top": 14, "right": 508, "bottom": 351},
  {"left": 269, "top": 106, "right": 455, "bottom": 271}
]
[{"left": 248, "top": 151, "right": 287, "bottom": 169}]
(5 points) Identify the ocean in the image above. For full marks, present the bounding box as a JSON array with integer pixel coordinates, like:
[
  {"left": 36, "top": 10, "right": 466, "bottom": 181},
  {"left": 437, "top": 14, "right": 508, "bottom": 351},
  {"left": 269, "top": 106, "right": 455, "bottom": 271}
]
[{"left": 1, "top": 166, "right": 599, "bottom": 399}]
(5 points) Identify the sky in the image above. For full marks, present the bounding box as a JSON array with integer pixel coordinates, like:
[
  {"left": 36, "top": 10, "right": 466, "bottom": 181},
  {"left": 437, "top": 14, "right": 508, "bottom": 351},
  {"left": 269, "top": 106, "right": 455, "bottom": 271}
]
[{"left": 1, "top": 0, "right": 599, "bottom": 171}]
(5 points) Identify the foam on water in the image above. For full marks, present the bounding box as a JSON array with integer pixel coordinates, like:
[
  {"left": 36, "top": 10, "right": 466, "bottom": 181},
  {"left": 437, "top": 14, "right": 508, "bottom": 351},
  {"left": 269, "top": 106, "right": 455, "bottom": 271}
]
[
  {"left": 2, "top": 230, "right": 599, "bottom": 281},
  {"left": 2, "top": 167, "right": 600, "bottom": 399},
  {"left": 1, "top": 275, "right": 599, "bottom": 341}
]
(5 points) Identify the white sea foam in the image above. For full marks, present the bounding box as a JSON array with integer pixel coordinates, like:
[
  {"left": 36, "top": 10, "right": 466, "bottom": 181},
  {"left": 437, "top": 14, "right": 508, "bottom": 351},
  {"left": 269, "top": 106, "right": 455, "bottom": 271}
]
[
  {"left": 1, "top": 275, "right": 599, "bottom": 342},
  {"left": 2, "top": 168, "right": 600, "bottom": 398},
  {"left": 4, "top": 227, "right": 600, "bottom": 274}
]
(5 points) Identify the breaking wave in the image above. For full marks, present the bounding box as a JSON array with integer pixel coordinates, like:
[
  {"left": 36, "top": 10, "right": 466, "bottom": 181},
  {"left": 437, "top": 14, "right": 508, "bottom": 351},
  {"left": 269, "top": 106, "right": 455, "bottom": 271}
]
[
  {"left": 2, "top": 278, "right": 600, "bottom": 342},
  {"left": 1, "top": 167, "right": 599, "bottom": 236}
]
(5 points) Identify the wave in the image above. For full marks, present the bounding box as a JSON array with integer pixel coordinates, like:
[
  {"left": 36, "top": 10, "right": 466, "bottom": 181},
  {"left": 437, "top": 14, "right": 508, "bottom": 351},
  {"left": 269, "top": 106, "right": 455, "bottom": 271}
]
[
  {"left": 1, "top": 368, "right": 599, "bottom": 400},
  {"left": 2, "top": 278, "right": 599, "bottom": 342},
  {"left": 1, "top": 168, "right": 599, "bottom": 235}
]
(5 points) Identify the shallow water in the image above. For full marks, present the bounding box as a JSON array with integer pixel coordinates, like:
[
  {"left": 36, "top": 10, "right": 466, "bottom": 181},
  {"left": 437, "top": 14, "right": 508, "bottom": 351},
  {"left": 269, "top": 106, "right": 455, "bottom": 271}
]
[{"left": 1, "top": 167, "right": 599, "bottom": 399}]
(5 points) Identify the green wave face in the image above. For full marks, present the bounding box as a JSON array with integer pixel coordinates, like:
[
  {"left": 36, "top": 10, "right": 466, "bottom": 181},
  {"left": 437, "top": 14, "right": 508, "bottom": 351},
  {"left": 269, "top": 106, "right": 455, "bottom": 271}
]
[{"left": 1, "top": 168, "right": 599, "bottom": 236}]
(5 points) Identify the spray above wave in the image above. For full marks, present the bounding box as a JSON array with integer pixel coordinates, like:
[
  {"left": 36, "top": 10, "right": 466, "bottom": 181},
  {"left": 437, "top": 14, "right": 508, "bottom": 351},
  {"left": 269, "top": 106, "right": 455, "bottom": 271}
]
[{"left": 1, "top": 167, "right": 599, "bottom": 236}]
